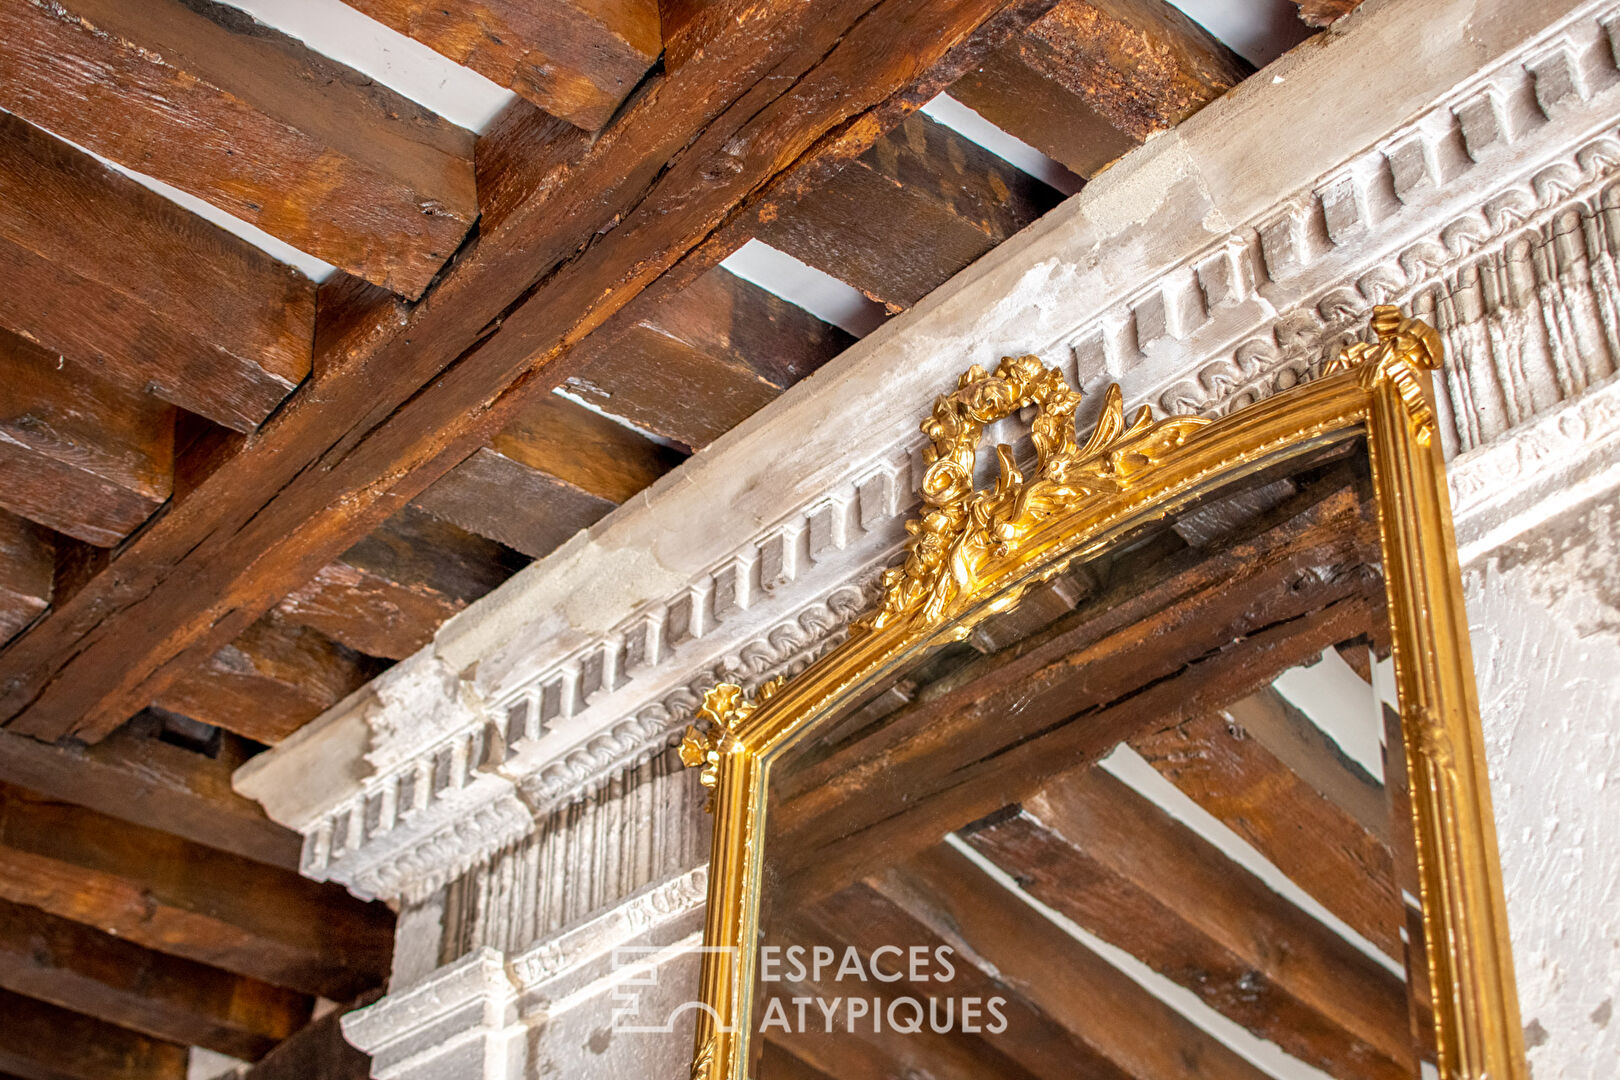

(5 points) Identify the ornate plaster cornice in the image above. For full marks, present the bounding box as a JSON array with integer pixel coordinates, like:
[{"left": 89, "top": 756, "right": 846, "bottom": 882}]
[{"left": 237, "top": 0, "right": 1620, "bottom": 903}]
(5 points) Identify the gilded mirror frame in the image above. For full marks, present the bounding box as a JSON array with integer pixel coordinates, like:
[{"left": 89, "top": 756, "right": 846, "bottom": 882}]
[{"left": 678, "top": 306, "right": 1528, "bottom": 1080}]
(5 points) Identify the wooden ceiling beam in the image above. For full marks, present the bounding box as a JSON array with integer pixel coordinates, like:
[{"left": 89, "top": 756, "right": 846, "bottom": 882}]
[
  {"left": 0, "top": 114, "right": 312, "bottom": 433},
  {"left": 950, "top": 0, "right": 1247, "bottom": 178},
  {"left": 965, "top": 766, "right": 1414, "bottom": 1080},
  {"left": 803, "top": 879, "right": 1180, "bottom": 1080},
  {"left": 1131, "top": 703, "right": 1404, "bottom": 958},
  {"left": 412, "top": 394, "right": 682, "bottom": 558},
  {"left": 0, "top": 987, "right": 187, "bottom": 1080},
  {"left": 340, "top": 0, "right": 662, "bottom": 132},
  {"left": 0, "top": 513, "right": 51, "bottom": 646},
  {"left": 563, "top": 266, "right": 854, "bottom": 451},
  {"left": 761, "top": 923, "right": 1040, "bottom": 1080},
  {"left": 1295, "top": 0, "right": 1363, "bottom": 28},
  {"left": 0, "top": 897, "right": 311, "bottom": 1061},
  {"left": 0, "top": 724, "right": 300, "bottom": 870},
  {"left": 279, "top": 506, "right": 524, "bottom": 660},
  {"left": 870, "top": 844, "right": 1273, "bottom": 1080},
  {"left": 152, "top": 614, "right": 380, "bottom": 745},
  {"left": 756, "top": 111, "right": 1060, "bottom": 310},
  {"left": 771, "top": 480, "right": 1381, "bottom": 902},
  {"left": 0, "top": 329, "right": 174, "bottom": 547},
  {"left": 0, "top": 0, "right": 1059, "bottom": 744},
  {"left": 0, "top": 782, "right": 391, "bottom": 998},
  {"left": 0, "top": 0, "right": 476, "bottom": 298}
]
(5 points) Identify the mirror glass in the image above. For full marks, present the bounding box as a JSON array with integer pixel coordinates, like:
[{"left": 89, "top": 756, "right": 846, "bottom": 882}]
[{"left": 748, "top": 434, "right": 1439, "bottom": 1080}]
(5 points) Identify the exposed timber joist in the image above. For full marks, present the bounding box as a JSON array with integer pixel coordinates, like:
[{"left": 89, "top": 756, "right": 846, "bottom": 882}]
[
  {"left": 950, "top": 0, "right": 1247, "bottom": 178},
  {"left": 1131, "top": 698, "right": 1403, "bottom": 958},
  {"left": 0, "top": 0, "right": 477, "bottom": 298},
  {"left": 0, "top": 987, "right": 187, "bottom": 1080},
  {"left": 0, "top": 328, "right": 174, "bottom": 546},
  {"left": 0, "top": 0, "right": 1069, "bottom": 744},
  {"left": 279, "top": 506, "right": 525, "bottom": 660},
  {"left": 965, "top": 767, "right": 1413, "bottom": 1080},
  {"left": 562, "top": 266, "right": 854, "bottom": 451},
  {"left": 0, "top": 723, "right": 300, "bottom": 870},
  {"left": 867, "top": 844, "right": 1274, "bottom": 1080},
  {"left": 0, "top": 897, "right": 311, "bottom": 1061},
  {"left": 754, "top": 111, "right": 1061, "bottom": 310},
  {"left": 0, "top": 513, "right": 51, "bottom": 645},
  {"left": 152, "top": 614, "right": 380, "bottom": 745},
  {"left": 0, "top": 782, "right": 392, "bottom": 998},
  {"left": 0, "top": 113, "right": 313, "bottom": 432},
  {"left": 339, "top": 0, "right": 662, "bottom": 132},
  {"left": 412, "top": 395, "right": 681, "bottom": 558}
]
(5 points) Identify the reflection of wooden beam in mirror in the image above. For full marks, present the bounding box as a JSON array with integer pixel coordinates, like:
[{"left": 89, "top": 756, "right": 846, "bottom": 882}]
[
  {"left": 759, "top": 920, "right": 1039, "bottom": 1080},
  {"left": 869, "top": 845, "right": 1273, "bottom": 1080},
  {"left": 1130, "top": 705, "right": 1403, "bottom": 958},
  {"left": 799, "top": 881, "right": 1139, "bottom": 1080},
  {"left": 964, "top": 767, "right": 1414, "bottom": 1080},
  {"left": 772, "top": 477, "right": 1381, "bottom": 903}
]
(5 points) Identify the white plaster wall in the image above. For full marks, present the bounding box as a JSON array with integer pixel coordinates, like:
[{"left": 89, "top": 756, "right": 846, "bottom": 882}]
[{"left": 1466, "top": 485, "right": 1620, "bottom": 1075}]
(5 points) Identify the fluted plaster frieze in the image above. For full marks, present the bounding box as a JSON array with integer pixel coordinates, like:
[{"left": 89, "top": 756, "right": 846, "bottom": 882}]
[{"left": 235, "top": 0, "right": 1618, "bottom": 905}]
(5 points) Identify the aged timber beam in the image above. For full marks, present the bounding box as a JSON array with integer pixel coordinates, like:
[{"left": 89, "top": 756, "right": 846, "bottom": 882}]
[
  {"left": 0, "top": 987, "right": 187, "bottom": 1080},
  {"left": 0, "top": 724, "right": 301, "bottom": 870},
  {"left": 0, "top": 782, "right": 392, "bottom": 999},
  {"left": 0, "top": 0, "right": 477, "bottom": 298},
  {"left": 0, "top": 328, "right": 174, "bottom": 547},
  {"left": 338, "top": 0, "right": 662, "bottom": 132},
  {"left": 949, "top": 0, "right": 1247, "bottom": 179},
  {"left": 0, "top": 513, "right": 51, "bottom": 646},
  {"left": 864, "top": 844, "right": 1272, "bottom": 1080},
  {"left": 0, "top": 0, "right": 1061, "bottom": 743},
  {"left": 152, "top": 614, "right": 380, "bottom": 745},
  {"left": 278, "top": 506, "right": 527, "bottom": 660},
  {"left": 966, "top": 768, "right": 1413, "bottom": 1080},
  {"left": 0, "top": 897, "right": 311, "bottom": 1061},
  {"left": 1130, "top": 697, "right": 1403, "bottom": 958},
  {"left": 0, "top": 115, "right": 313, "bottom": 432},
  {"left": 411, "top": 395, "right": 682, "bottom": 558}
]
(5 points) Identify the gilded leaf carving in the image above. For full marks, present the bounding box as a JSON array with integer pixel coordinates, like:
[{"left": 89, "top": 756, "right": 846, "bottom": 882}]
[{"left": 861, "top": 354, "right": 1210, "bottom": 630}]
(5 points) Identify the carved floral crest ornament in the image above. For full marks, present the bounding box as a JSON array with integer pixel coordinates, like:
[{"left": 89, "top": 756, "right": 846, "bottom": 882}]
[
  {"left": 862, "top": 354, "right": 1209, "bottom": 630},
  {"left": 678, "top": 307, "right": 1526, "bottom": 1080}
]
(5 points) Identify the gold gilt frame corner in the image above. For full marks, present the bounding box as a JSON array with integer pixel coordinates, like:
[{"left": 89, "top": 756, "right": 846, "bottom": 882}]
[{"left": 679, "top": 306, "right": 1527, "bottom": 1080}]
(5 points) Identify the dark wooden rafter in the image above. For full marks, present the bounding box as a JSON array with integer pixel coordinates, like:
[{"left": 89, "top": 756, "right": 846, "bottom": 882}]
[
  {"left": 340, "top": 0, "right": 662, "bottom": 132},
  {"left": 761, "top": 923, "right": 1042, "bottom": 1080},
  {"left": 231, "top": 992, "right": 380, "bottom": 1080},
  {"left": 0, "top": 512, "right": 51, "bottom": 645},
  {"left": 1294, "top": 0, "right": 1364, "bottom": 29},
  {"left": 770, "top": 479, "right": 1382, "bottom": 902},
  {"left": 1131, "top": 696, "right": 1404, "bottom": 958},
  {"left": 0, "top": 0, "right": 1074, "bottom": 744},
  {"left": 0, "top": 0, "right": 476, "bottom": 298},
  {"left": 412, "top": 394, "right": 683, "bottom": 558},
  {"left": 152, "top": 613, "right": 381, "bottom": 745},
  {"left": 0, "top": 782, "right": 392, "bottom": 999},
  {"left": 0, "top": 329, "right": 174, "bottom": 546},
  {"left": 0, "top": 897, "right": 311, "bottom": 1061},
  {"left": 562, "top": 265, "right": 854, "bottom": 451},
  {"left": 0, "top": 724, "right": 299, "bottom": 869},
  {"left": 965, "top": 768, "right": 1414, "bottom": 1080},
  {"left": 866, "top": 844, "right": 1274, "bottom": 1080},
  {"left": 0, "top": 987, "right": 186, "bottom": 1080},
  {"left": 279, "top": 506, "right": 527, "bottom": 660},
  {"left": 951, "top": 0, "right": 1248, "bottom": 178},
  {"left": 0, "top": 113, "right": 312, "bottom": 432},
  {"left": 754, "top": 111, "right": 1062, "bottom": 311}
]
